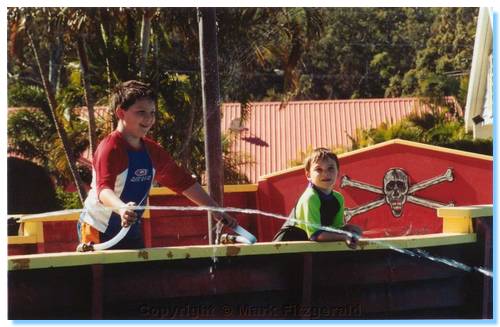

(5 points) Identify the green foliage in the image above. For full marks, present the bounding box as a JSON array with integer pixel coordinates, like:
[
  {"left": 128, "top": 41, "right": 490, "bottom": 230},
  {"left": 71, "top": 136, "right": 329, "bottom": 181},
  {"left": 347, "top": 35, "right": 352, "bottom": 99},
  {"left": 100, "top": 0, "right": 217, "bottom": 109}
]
[
  {"left": 434, "top": 138, "right": 492, "bottom": 155},
  {"left": 7, "top": 7, "right": 481, "bottom": 190},
  {"left": 350, "top": 101, "right": 492, "bottom": 156},
  {"left": 8, "top": 108, "right": 56, "bottom": 165},
  {"left": 304, "top": 8, "right": 437, "bottom": 99},
  {"left": 8, "top": 82, "right": 48, "bottom": 110},
  {"left": 222, "top": 132, "right": 253, "bottom": 184},
  {"left": 55, "top": 186, "right": 83, "bottom": 209},
  {"left": 7, "top": 107, "right": 91, "bottom": 186},
  {"left": 404, "top": 8, "right": 478, "bottom": 106}
]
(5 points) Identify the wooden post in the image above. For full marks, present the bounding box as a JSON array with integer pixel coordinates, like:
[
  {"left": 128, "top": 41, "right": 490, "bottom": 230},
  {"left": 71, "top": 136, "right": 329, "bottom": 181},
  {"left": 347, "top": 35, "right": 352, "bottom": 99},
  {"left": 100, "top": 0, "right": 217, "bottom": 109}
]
[
  {"left": 301, "top": 253, "right": 313, "bottom": 319},
  {"left": 198, "top": 7, "right": 223, "bottom": 245},
  {"left": 437, "top": 205, "right": 493, "bottom": 318},
  {"left": 91, "top": 264, "right": 103, "bottom": 319},
  {"left": 142, "top": 199, "right": 152, "bottom": 248},
  {"left": 474, "top": 217, "right": 492, "bottom": 318}
]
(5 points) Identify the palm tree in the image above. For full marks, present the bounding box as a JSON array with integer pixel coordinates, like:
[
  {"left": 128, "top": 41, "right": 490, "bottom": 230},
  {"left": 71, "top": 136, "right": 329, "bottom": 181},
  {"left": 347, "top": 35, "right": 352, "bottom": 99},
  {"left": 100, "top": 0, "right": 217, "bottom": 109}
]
[
  {"left": 139, "top": 8, "right": 157, "bottom": 80},
  {"left": 12, "top": 8, "right": 88, "bottom": 203},
  {"left": 252, "top": 8, "right": 324, "bottom": 99},
  {"left": 66, "top": 8, "right": 99, "bottom": 155}
]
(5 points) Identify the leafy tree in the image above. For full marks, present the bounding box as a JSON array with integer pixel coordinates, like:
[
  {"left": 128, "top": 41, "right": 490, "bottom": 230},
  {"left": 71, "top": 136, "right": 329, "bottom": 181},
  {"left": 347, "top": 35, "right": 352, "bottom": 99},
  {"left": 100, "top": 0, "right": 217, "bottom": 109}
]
[
  {"left": 350, "top": 107, "right": 491, "bottom": 155},
  {"left": 7, "top": 7, "right": 481, "bottom": 192},
  {"left": 403, "top": 8, "right": 478, "bottom": 106},
  {"left": 8, "top": 109, "right": 55, "bottom": 166},
  {"left": 16, "top": 8, "right": 88, "bottom": 201}
]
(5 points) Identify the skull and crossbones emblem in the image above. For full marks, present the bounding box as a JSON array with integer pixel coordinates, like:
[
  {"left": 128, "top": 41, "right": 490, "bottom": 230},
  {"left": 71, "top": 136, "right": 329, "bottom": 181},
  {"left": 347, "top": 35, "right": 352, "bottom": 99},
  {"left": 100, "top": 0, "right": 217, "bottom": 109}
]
[{"left": 341, "top": 168, "right": 454, "bottom": 222}]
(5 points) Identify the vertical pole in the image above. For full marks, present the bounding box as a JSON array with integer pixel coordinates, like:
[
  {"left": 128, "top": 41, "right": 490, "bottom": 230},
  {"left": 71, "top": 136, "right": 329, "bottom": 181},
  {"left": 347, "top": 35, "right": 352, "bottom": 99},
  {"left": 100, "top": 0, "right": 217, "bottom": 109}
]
[
  {"left": 474, "top": 217, "right": 492, "bottom": 318},
  {"left": 198, "top": 8, "right": 223, "bottom": 245},
  {"left": 301, "top": 253, "right": 313, "bottom": 319},
  {"left": 91, "top": 264, "right": 103, "bottom": 319}
]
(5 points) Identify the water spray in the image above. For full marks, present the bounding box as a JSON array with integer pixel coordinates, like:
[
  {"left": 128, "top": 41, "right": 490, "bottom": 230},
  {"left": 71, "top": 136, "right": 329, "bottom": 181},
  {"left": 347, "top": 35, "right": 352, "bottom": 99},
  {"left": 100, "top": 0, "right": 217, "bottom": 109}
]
[{"left": 55, "top": 204, "right": 490, "bottom": 278}]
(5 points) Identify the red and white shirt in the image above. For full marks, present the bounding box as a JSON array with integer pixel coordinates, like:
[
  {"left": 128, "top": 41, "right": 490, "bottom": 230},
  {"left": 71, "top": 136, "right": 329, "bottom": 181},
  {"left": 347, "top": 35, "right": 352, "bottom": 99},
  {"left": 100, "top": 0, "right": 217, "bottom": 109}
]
[{"left": 81, "top": 131, "right": 195, "bottom": 233}]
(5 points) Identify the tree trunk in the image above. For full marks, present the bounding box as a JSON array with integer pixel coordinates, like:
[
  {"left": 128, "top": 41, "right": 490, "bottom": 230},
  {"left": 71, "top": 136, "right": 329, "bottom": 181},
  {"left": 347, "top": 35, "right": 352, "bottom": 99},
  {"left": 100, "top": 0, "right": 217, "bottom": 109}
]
[
  {"left": 48, "top": 35, "right": 63, "bottom": 93},
  {"left": 198, "top": 7, "right": 223, "bottom": 244},
  {"left": 151, "top": 27, "right": 160, "bottom": 139},
  {"left": 76, "top": 35, "right": 98, "bottom": 156},
  {"left": 28, "top": 32, "right": 87, "bottom": 204},
  {"left": 98, "top": 9, "right": 113, "bottom": 92},
  {"left": 139, "top": 9, "right": 154, "bottom": 80}
]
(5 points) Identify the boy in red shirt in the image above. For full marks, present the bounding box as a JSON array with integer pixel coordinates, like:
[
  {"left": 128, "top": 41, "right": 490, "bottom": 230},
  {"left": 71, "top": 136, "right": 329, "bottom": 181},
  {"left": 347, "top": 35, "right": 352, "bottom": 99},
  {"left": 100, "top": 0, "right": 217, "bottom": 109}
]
[{"left": 78, "top": 80, "right": 237, "bottom": 249}]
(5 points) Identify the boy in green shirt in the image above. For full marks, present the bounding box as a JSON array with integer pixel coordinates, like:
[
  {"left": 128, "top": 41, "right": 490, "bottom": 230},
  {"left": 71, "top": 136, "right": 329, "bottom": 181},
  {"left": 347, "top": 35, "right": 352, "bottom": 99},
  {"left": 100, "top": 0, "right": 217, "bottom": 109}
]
[{"left": 273, "top": 148, "right": 362, "bottom": 248}]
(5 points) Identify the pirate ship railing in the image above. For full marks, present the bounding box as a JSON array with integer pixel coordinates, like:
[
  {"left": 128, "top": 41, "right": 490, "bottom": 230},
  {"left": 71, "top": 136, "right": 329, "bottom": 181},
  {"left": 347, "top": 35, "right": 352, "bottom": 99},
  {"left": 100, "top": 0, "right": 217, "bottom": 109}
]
[
  {"left": 7, "top": 202, "right": 489, "bottom": 252},
  {"left": 8, "top": 184, "right": 259, "bottom": 254},
  {"left": 7, "top": 140, "right": 493, "bottom": 319},
  {"left": 7, "top": 204, "right": 492, "bottom": 319}
]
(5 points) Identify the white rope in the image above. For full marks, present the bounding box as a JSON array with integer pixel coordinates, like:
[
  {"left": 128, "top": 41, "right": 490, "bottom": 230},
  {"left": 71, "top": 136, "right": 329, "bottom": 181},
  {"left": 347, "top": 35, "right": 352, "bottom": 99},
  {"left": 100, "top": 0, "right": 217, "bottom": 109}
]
[{"left": 21, "top": 205, "right": 493, "bottom": 278}]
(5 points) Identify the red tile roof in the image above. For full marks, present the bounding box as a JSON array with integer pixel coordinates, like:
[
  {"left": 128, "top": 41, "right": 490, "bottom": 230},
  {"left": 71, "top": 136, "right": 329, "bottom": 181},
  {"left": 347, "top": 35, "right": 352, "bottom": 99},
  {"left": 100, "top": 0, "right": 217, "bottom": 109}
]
[
  {"left": 221, "top": 97, "right": 462, "bottom": 183},
  {"left": 73, "top": 106, "right": 112, "bottom": 123}
]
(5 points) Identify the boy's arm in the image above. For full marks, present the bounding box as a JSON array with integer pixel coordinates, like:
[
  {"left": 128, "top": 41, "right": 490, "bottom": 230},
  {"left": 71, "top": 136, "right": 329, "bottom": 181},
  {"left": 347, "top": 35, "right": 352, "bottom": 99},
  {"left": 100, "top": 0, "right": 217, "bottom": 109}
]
[
  {"left": 99, "top": 188, "right": 138, "bottom": 227},
  {"left": 181, "top": 182, "right": 238, "bottom": 228},
  {"left": 146, "top": 141, "right": 237, "bottom": 228},
  {"left": 315, "top": 225, "right": 361, "bottom": 248},
  {"left": 314, "top": 231, "right": 350, "bottom": 242},
  {"left": 305, "top": 194, "right": 359, "bottom": 248}
]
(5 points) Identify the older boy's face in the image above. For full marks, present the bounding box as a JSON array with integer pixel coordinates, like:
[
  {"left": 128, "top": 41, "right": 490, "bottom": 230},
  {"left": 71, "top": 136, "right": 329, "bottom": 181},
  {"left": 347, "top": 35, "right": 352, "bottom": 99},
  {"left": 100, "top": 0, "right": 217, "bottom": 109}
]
[
  {"left": 306, "top": 157, "right": 338, "bottom": 194},
  {"left": 117, "top": 98, "right": 156, "bottom": 138}
]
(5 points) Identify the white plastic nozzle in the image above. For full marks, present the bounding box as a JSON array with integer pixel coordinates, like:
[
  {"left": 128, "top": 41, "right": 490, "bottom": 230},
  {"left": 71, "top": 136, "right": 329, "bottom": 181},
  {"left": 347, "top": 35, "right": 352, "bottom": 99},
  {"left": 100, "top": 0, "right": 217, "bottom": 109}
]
[{"left": 232, "top": 225, "right": 257, "bottom": 244}]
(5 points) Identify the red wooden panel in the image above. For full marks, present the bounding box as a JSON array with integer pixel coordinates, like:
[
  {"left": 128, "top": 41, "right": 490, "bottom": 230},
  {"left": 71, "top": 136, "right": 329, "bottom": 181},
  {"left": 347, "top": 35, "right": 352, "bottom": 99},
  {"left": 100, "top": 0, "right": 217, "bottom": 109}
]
[
  {"left": 256, "top": 142, "right": 492, "bottom": 241},
  {"left": 149, "top": 191, "right": 258, "bottom": 246}
]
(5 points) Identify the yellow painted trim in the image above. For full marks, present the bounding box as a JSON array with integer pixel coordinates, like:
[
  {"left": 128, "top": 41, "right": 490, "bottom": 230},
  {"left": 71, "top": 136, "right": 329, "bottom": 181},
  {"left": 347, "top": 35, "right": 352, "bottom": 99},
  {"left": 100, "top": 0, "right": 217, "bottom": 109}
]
[
  {"left": 8, "top": 235, "right": 38, "bottom": 245},
  {"left": 8, "top": 232, "right": 476, "bottom": 271},
  {"left": 22, "top": 222, "right": 44, "bottom": 243},
  {"left": 223, "top": 184, "right": 258, "bottom": 193},
  {"left": 437, "top": 205, "right": 493, "bottom": 219},
  {"left": 143, "top": 198, "right": 150, "bottom": 219},
  {"left": 149, "top": 184, "right": 258, "bottom": 196},
  {"left": 18, "top": 210, "right": 80, "bottom": 223},
  {"left": 443, "top": 217, "right": 473, "bottom": 233},
  {"left": 148, "top": 187, "right": 178, "bottom": 196},
  {"left": 258, "top": 139, "right": 492, "bottom": 181}
]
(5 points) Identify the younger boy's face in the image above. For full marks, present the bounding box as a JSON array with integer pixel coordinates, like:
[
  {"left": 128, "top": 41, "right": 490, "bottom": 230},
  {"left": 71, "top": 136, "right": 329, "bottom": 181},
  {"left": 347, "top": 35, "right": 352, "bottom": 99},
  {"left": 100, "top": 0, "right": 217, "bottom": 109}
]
[
  {"left": 306, "top": 157, "right": 339, "bottom": 193},
  {"left": 117, "top": 98, "right": 156, "bottom": 139}
]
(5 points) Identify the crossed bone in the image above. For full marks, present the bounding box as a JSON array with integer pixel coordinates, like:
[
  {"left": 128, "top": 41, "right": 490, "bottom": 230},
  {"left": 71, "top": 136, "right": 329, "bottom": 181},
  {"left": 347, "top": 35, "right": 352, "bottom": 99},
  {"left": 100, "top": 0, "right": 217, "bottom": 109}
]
[{"left": 341, "top": 168, "right": 454, "bottom": 222}]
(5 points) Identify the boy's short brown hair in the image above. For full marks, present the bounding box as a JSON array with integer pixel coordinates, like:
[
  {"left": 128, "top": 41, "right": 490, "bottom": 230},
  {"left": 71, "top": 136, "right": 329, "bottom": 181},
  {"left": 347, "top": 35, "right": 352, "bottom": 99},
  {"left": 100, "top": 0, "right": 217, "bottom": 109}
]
[
  {"left": 110, "top": 80, "right": 156, "bottom": 112},
  {"left": 304, "top": 148, "right": 340, "bottom": 172}
]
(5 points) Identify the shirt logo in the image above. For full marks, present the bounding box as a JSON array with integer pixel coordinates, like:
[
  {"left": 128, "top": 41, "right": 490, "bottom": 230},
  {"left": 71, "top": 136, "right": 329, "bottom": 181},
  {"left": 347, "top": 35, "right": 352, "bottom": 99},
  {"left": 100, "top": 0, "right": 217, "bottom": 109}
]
[
  {"left": 131, "top": 168, "right": 152, "bottom": 183},
  {"left": 135, "top": 169, "right": 148, "bottom": 177}
]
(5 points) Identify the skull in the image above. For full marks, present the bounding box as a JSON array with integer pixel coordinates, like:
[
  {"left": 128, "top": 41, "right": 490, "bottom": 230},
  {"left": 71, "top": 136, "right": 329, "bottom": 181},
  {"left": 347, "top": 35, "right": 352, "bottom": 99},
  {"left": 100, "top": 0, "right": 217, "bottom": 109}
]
[{"left": 383, "top": 168, "right": 409, "bottom": 217}]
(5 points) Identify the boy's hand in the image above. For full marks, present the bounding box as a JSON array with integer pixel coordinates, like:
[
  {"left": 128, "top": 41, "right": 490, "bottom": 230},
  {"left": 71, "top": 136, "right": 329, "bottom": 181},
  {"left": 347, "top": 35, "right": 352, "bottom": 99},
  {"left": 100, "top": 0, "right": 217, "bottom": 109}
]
[
  {"left": 342, "top": 224, "right": 363, "bottom": 237},
  {"left": 342, "top": 224, "right": 362, "bottom": 249},
  {"left": 119, "top": 202, "right": 138, "bottom": 227},
  {"left": 345, "top": 234, "right": 359, "bottom": 249}
]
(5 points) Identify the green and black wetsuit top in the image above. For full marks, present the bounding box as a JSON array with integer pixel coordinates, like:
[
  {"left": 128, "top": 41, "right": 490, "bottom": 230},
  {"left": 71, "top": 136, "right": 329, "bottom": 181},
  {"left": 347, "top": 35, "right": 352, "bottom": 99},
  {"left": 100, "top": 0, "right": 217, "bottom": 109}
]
[{"left": 274, "top": 183, "right": 344, "bottom": 241}]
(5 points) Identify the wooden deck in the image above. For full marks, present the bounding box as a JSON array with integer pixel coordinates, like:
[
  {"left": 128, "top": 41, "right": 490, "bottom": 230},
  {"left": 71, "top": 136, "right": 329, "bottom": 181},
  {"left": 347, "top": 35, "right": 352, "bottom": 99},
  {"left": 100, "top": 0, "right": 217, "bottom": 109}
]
[{"left": 8, "top": 228, "right": 491, "bottom": 319}]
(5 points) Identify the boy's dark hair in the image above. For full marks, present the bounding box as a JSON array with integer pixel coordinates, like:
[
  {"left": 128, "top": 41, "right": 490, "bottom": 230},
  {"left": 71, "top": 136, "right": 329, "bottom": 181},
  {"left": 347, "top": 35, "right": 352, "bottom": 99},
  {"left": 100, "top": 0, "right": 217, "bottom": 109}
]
[
  {"left": 110, "top": 80, "right": 156, "bottom": 112},
  {"left": 304, "top": 148, "right": 340, "bottom": 172}
]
